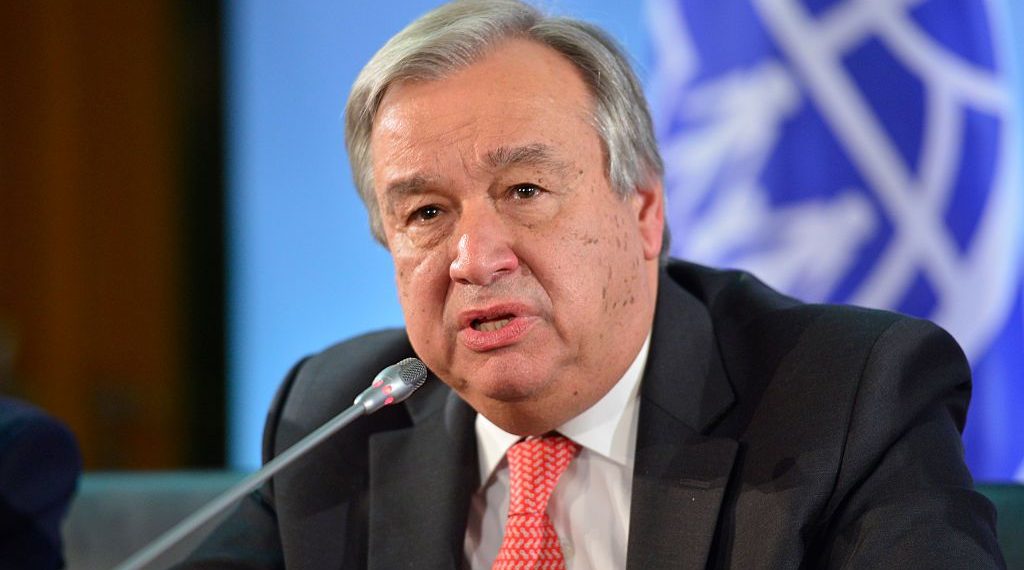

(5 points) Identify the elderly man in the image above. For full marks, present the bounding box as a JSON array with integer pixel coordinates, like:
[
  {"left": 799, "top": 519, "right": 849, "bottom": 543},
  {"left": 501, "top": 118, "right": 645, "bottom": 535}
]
[{"left": 184, "top": 1, "right": 1003, "bottom": 568}]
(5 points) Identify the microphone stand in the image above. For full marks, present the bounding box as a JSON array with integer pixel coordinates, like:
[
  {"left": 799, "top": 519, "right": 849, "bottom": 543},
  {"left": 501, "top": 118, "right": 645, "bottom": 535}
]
[
  {"left": 116, "top": 357, "right": 426, "bottom": 570},
  {"left": 115, "top": 404, "right": 364, "bottom": 570}
]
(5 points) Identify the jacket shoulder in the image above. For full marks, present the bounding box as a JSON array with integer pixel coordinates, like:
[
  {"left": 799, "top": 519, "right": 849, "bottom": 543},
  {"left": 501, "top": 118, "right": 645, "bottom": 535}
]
[
  {"left": 665, "top": 258, "right": 939, "bottom": 350},
  {"left": 663, "top": 259, "right": 969, "bottom": 434}
]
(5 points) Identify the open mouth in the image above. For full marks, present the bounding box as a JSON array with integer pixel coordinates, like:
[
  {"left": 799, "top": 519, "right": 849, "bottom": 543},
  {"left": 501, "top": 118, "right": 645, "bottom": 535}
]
[
  {"left": 459, "top": 307, "right": 532, "bottom": 351},
  {"left": 471, "top": 315, "right": 514, "bottom": 332}
]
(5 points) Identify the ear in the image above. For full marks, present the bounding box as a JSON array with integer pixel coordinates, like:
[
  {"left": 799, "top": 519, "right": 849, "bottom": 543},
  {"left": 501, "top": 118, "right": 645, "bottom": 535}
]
[{"left": 632, "top": 181, "right": 665, "bottom": 261}]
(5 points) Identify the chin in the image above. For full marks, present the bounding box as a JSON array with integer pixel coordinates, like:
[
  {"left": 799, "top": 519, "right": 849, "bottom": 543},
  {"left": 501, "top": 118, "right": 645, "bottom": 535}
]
[{"left": 461, "top": 356, "right": 555, "bottom": 404}]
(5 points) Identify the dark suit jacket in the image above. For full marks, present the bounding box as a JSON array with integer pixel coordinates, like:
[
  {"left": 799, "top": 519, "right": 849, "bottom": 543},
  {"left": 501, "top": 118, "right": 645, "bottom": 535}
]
[
  {"left": 0, "top": 397, "right": 82, "bottom": 569},
  {"left": 183, "top": 260, "right": 1004, "bottom": 568}
]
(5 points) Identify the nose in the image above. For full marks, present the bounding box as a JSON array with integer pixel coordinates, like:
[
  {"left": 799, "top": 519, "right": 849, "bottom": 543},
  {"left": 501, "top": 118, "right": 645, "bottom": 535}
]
[{"left": 449, "top": 206, "right": 519, "bottom": 286}]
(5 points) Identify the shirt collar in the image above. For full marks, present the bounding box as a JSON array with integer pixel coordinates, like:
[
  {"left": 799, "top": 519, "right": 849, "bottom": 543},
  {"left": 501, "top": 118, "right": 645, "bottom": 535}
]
[{"left": 474, "top": 334, "right": 651, "bottom": 486}]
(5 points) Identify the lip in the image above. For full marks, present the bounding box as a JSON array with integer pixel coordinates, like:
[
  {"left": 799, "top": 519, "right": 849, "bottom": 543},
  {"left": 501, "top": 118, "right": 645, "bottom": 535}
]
[{"left": 456, "top": 303, "right": 537, "bottom": 352}]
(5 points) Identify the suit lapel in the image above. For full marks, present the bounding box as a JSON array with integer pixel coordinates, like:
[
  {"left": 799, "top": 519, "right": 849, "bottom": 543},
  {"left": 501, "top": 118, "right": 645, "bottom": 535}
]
[
  {"left": 627, "top": 274, "right": 739, "bottom": 570},
  {"left": 367, "top": 381, "right": 477, "bottom": 570}
]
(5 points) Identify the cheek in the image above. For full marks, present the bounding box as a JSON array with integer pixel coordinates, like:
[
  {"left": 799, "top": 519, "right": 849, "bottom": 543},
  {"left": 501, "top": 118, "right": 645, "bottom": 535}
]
[
  {"left": 581, "top": 208, "right": 643, "bottom": 313},
  {"left": 538, "top": 211, "right": 621, "bottom": 317},
  {"left": 393, "top": 247, "right": 449, "bottom": 325}
]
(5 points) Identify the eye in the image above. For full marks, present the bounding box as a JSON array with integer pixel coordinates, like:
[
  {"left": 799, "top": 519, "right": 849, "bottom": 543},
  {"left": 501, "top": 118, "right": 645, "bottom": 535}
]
[
  {"left": 410, "top": 204, "right": 442, "bottom": 223},
  {"left": 510, "top": 183, "right": 542, "bottom": 200}
]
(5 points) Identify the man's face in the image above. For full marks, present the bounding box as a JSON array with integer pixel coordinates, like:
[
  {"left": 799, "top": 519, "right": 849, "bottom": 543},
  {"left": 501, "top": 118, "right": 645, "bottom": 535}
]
[{"left": 370, "top": 39, "right": 663, "bottom": 434}]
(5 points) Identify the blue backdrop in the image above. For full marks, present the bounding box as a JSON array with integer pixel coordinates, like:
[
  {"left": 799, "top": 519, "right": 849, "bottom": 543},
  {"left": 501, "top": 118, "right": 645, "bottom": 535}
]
[
  {"left": 649, "top": 0, "right": 1023, "bottom": 482},
  {"left": 227, "top": 1, "right": 1022, "bottom": 481}
]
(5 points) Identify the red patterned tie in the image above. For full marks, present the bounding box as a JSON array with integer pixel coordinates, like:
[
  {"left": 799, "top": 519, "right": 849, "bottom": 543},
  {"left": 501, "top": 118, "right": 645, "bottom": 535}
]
[{"left": 492, "top": 434, "right": 580, "bottom": 570}]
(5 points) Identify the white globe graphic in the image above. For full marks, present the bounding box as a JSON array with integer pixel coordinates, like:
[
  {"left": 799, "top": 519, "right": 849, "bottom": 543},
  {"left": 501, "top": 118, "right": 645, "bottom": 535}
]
[{"left": 648, "top": 0, "right": 1021, "bottom": 365}]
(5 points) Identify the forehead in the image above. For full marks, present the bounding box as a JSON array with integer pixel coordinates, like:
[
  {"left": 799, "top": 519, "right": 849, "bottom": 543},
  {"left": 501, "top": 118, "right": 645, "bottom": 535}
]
[{"left": 369, "top": 39, "right": 600, "bottom": 182}]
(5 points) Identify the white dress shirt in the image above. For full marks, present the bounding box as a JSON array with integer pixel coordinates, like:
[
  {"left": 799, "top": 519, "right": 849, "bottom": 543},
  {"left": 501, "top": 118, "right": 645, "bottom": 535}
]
[{"left": 463, "top": 336, "right": 651, "bottom": 569}]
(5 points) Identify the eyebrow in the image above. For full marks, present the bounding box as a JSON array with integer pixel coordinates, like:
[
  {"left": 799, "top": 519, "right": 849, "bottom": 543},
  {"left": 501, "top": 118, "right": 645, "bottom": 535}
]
[
  {"left": 384, "top": 175, "right": 433, "bottom": 198},
  {"left": 485, "top": 143, "right": 570, "bottom": 172},
  {"left": 382, "top": 143, "right": 571, "bottom": 198}
]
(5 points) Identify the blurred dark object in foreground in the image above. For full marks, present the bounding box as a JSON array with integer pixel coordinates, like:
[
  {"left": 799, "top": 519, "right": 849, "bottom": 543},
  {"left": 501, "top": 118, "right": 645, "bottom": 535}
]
[{"left": 0, "top": 397, "right": 82, "bottom": 569}]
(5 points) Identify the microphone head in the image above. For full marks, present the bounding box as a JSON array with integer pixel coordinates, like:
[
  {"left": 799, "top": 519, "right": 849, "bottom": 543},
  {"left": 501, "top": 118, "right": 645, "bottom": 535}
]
[
  {"left": 354, "top": 357, "right": 429, "bottom": 414},
  {"left": 396, "top": 357, "right": 428, "bottom": 390}
]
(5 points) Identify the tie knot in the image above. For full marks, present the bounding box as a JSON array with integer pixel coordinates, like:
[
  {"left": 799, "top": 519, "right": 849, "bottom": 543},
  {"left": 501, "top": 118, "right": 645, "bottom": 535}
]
[{"left": 505, "top": 435, "right": 580, "bottom": 516}]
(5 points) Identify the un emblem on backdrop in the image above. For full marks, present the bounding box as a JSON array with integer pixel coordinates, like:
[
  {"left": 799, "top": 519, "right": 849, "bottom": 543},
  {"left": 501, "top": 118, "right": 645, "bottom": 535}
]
[{"left": 648, "top": 0, "right": 1021, "bottom": 363}]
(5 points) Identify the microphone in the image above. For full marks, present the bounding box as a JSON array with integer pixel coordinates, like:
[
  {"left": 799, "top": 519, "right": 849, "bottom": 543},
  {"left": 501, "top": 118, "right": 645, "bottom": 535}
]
[
  {"left": 354, "top": 357, "right": 428, "bottom": 413},
  {"left": 116, "top": 357, "right": 428, "bottom": 570}
]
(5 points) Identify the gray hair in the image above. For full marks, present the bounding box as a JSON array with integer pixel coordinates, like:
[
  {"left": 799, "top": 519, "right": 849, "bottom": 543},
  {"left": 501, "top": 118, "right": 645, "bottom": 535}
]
[{"left": 344, "top": 0, "right": 665, "bottom": 248}]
